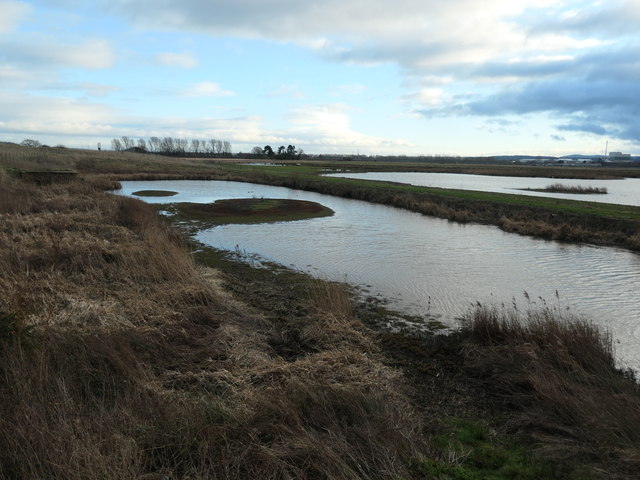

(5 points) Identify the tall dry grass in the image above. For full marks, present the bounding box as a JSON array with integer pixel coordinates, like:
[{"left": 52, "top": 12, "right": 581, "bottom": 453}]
[
  {"left": 0, "top": 173, "right": 424, "bottom": 479},
  {"left": 461, "top": 305, "right": 640, "bottom": 477}
]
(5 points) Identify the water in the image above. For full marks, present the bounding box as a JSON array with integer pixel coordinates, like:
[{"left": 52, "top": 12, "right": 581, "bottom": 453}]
[
  {"left": 118, "top": 180, "right": 640, "bottom": 371},
  {"left": 326, "top": 171, "right": 640, "bottom": 206}
]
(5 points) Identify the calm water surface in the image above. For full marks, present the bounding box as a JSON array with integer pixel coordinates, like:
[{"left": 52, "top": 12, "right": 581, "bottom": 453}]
[
  {"left": 119, "top": 180, "right": 640, "bottom": 371},
  {"left": 326, "top": 171, "right": 640, "bottom": 206}
]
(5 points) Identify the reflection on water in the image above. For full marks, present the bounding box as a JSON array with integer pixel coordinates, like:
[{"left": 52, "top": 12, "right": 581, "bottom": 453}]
[
  {"left": 118, "top": 180, "right": 640, "bottom": 371},
  {"left": 326, "top": 171, "right": 640, "bottom": 206}
]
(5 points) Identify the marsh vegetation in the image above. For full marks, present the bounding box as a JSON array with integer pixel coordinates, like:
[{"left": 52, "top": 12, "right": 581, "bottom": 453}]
[
  {"left": 1, "top": 142, "right": 640, "bottom": 478},
  {"left": 528, "top": 183, "right": 608, "bottom": 194}
]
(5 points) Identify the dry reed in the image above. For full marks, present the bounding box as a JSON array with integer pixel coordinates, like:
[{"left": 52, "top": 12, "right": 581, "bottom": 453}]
[
  {"left": 0, "top": 171, "right": 423, "bottom": 479},
  {"left": 461, "top": 305, "right": 640, "bottom": 477}
]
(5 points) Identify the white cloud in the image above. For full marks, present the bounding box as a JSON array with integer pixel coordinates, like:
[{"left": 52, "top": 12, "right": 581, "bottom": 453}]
[
  {"left": 287, "top": 103, "right": 414, "bottom": 151},
  {"left": 0, "top": 1, "right": 30, "bottom": 33},
  {"left": 0, "top": 36, "right": 116, "bottom": 69},
  {"left": 52, "top": 39, "right": 116, "bottom": 69},
  {"left": 155, "top": 52, "right": 198, "bottom": 68},
  {"left": 184, "top": 82, "right": 235, "bottom": 97},
  {"left": 405, "top": 88, "right": 447, "bottom": 107},
  {"left": 0, "top": 93, "right": 122, "bottom": 137}
]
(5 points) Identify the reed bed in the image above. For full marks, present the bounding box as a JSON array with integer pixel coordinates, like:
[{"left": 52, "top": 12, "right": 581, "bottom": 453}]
[
  {"left": 539, "top": 183, "right": 608, "bottom": 194},
  {"left": 461, "top": 305, "right": 640, "bottom": 477}
]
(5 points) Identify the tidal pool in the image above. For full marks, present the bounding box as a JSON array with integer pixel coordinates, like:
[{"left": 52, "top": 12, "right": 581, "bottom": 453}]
[
  {"left": 118, "top": 180, "right": 640, "bottom": 371},
  {"left": 326, "top": 171, "right": 640, "bottom": 206}
]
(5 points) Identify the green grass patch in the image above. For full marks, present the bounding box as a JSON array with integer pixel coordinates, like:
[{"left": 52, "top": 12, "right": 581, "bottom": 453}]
[
  {"left": 132, "top": 190, "right": 178, "bottom": 197},
  {"left": 321, "top": 176, "right": 640, "bottom": 220},
  {"left": 411, "top": 420, "right": 589, "bottom": 480}
]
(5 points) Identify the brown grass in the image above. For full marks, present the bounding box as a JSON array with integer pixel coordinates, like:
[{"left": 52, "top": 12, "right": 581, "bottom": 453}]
[
  {"left": 540, "top": 183, "right": 608, "bottom": 194},
  {"left": 0, "top": 173, "right": 423, "bottom": 479},
  {"left": 461, "top": 305, "right": 640, "bottom": 477}
]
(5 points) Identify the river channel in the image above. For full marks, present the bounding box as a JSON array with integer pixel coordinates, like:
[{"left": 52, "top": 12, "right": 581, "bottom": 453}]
[
  {"left": 118, "top": 180, "right": 640, "bottom": 371},
  {"left": 326, "top": 171, "right": 640, "bottom": 206}
]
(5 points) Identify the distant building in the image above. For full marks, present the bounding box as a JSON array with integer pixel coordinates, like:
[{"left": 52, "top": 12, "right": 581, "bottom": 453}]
[{"left": 609, "top": 151, "right": 631, "bottom": 162}]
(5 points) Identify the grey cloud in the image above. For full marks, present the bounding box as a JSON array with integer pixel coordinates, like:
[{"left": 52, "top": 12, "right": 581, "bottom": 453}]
[
  {"left": 417, "top": 77, "right": 639, "bottom": 143},
  {"left": 465, "top": 80, "right": 639, "bottom": 116},
  {"left": 557, "top": 123, "right": 608, "bottom": 136}
]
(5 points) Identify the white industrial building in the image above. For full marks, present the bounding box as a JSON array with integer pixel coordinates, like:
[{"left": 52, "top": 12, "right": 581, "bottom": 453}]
[{"left": 608, "top": 151, "right": 632, "bottom": 161}]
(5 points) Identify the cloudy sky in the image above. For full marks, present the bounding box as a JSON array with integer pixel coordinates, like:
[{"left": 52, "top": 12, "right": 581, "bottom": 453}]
[{"left": 1, "top": 0, "right": 638, "bottom": 156}]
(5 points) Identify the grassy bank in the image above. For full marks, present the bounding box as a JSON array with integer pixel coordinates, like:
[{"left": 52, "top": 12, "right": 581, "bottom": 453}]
[
  {"left": 205, "top": 164, "right": 640, "bottom": 251},
  {"left": 1, "top": 156, "right": 639, "bottom": 477}
]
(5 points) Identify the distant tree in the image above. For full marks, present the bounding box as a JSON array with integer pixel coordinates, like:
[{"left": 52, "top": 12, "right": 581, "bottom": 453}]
[
  {"left": 20, "top": 139, "right": 41, "bottom": 147},
  {"left": 111, "top": 138, "right": 123, "bottom": 151},
  {"left": 208, "top": 139, "right": 217, "bottom": 155},
  {"left": 175, "top": 138, "right": 188, "bottom": 154},
  {"left": 160, "top": 137, "right": 174, "bottom": 153},
  {"left": 137, "top": 138, "right": 147, "bottom": 151},
  {"left": 251, "top": 146, "right": 263, "bottom": 156},
  {"left": 148, "top": 136, "right": 161, "bottom": 153},
  {"left": 222, "top": 141, "right": 232, "bottom": 155},
  {"left": 277, "top": 145, "right": 285, "bottom": 156},
  {"left": 263, "top": 145, "right": 274, "bottom": 157},
  {"left": 286, "top": 144, "right": 297, "bottom": 158},
  {"left": 121, "top": 136, "right": 135, "bottom": 149}
]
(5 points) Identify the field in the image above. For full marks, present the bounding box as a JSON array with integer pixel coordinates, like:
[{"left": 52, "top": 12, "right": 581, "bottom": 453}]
[{"left": 1, "top": 142, "right": 640, "bottom": 478}]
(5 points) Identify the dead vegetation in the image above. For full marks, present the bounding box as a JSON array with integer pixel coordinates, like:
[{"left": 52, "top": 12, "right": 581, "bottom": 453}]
[
  {"left": 460, "top": 305, "right": 640, "bottom": 478},
  {"left": 0, "top": 173, "right": 423, "bottom": 479}
]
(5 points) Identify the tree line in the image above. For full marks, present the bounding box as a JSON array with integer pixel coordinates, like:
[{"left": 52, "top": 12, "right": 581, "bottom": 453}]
[
  {"left": 110, "top": 136, "right": 232, "bottom": 156},
  {"left": 250, "top": 145, "right": 303, "bottom": 160}
]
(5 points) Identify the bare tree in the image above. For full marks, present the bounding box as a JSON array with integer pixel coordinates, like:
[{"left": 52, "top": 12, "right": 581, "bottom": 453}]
[
  {"left": 161, "top": 137, "right": 174, "bottom": 153},
  {"left": 111, "top": 138, "right": 123, "bottom": 151},
  {"left": 121, "top": 136, "right": 135, "bottom": 149},
  {"left": 148, "top": 137, "right": 160, "bottom": 153},
  {"left": 222, "top": 141, "right": 232, "bottom": 155},
  {"left": 191, "top": 139, "right": 202, "bottom": 155},
  {"left": 137, "top": 138, "right": 147, "bottom": 151},
  {"left": 175, "top": 138, "right": 188, "bottom": 154}
]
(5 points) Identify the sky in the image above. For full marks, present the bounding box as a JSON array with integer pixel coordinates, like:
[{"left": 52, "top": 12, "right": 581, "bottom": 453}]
[{"left": 0, "top": 0, "right": 639, "bottom": 156}]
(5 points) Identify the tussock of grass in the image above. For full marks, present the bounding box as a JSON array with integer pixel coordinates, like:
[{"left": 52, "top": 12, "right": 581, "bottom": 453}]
[
  {"left": 539, "top": 183, "right": 608, "bottom": 194},
  {"left": 461, "top": 305, "right": 640, "bottom": 477}
]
